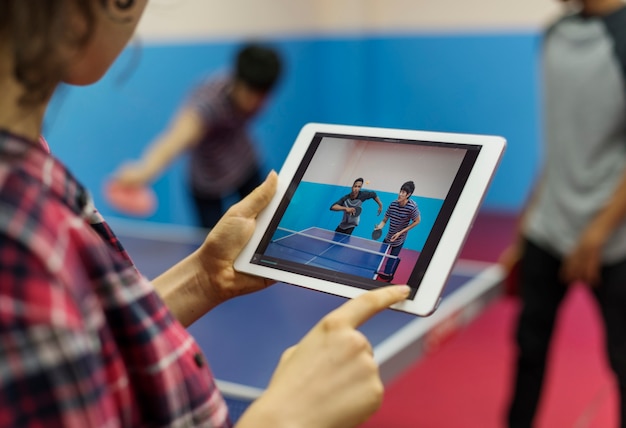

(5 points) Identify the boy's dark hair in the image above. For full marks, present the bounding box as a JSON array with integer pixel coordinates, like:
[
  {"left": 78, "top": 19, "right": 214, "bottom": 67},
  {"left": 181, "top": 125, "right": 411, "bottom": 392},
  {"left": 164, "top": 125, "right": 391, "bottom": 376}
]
[
  {"left": 353, "top": 178, "right": 364, "bottom": 185},
  {"left": 235, "top": 43, "right": 282, "bottom": 93},
  {"left": 401, "top": 181, "right": 415, "bottom": 195}
]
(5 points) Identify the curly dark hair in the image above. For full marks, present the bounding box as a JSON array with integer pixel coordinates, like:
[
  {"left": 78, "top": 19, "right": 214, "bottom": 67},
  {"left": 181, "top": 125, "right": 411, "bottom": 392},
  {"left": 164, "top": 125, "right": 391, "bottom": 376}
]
[
  {"left": 1, "top": 1, "right": 140, "bottom": 105},
  {"left": 0, "top": 1, "right": 103, "bottom": 105}
]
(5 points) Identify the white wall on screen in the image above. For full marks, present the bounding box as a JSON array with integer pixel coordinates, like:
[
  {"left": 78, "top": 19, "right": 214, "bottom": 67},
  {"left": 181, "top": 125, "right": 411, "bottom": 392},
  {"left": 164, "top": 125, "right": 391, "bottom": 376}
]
[{"left": 302, "top": 138, "right": 465, "bottom": 199}]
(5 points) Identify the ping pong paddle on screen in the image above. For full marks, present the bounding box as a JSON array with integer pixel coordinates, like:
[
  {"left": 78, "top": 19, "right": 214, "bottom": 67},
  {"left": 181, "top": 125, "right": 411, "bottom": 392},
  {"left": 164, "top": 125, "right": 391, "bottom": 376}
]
[
  {"left": 103, "top": 179, "right": 157, "bottom": 217},
  {"left": 351, "top": 206, "right": 362, "bottom": 217},
  {"left": 371, "top": 227, "right": 383, "bottom": 240}
]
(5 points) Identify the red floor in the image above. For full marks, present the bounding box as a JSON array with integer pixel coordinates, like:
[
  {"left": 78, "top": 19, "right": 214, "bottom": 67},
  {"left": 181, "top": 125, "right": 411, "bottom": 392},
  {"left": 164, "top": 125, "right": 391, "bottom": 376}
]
[{"left": 360, "top": 210, "right": 618, "bottom": 428}]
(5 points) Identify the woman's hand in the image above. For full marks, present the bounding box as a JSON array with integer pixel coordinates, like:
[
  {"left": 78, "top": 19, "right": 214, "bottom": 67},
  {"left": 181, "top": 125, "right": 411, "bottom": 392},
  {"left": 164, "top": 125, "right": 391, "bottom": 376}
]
[
  {"left": 198, "top": 171, "right": 278, "bottom": 304},
  {"left": 152, "top": 171, "right": 277, "bottom": 326},
  {"left": 237, "top": 285, "right": 411, "bottom": 428}
]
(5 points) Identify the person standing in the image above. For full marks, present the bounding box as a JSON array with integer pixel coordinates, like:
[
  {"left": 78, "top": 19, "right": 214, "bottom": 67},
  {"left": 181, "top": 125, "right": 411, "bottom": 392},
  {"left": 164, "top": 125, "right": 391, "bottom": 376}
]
[
  {"left": 374, "top": 181, "right": 420, "bottom": 281},
  {"left": 330, "top": 177, "right": 383, "bottom": 235},
  {"left": 502, "top": 1, "right": 626, "bottom": 426},
  {"left": 113, "top": 42, "right": 282, "bottom": 229}
]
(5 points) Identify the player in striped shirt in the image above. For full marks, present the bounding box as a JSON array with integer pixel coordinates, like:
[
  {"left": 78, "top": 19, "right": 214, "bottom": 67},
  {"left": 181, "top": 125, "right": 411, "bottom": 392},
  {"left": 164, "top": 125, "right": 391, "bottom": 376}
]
[{"left": 374, "top": 181, "right": 421, "bottom": 281}]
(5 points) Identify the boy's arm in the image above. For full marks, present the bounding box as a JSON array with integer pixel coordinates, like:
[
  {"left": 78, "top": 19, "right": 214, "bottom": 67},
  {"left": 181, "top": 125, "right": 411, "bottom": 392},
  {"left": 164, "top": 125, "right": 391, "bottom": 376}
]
[
  {"left": 115, "top": 107, "right": 206, "bottom": 185},
  {"left": 330, "top": 195, "right": 347, "bottom": 211},
  {"left": 562, "top": 165, "right": 626, "bottom": 285},
  {"left": 375, "top": 216, "right": 388, "bottom": 230},
  {"left": 394, "top": 213, "right": 421, "bottom": 238},
  {"left": 373, "top": 196, "right": 383, "bottom": 215}
]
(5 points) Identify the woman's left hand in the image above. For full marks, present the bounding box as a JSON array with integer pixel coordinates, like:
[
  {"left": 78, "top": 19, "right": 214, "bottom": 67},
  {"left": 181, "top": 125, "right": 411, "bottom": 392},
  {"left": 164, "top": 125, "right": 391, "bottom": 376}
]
[{"left": 198, "top": 171, "right": 278, "bottom": 303}]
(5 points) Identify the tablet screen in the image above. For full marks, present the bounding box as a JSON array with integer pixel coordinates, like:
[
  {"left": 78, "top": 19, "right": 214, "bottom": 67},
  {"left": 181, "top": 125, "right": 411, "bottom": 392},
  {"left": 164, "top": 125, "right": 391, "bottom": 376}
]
[{"left": 248, "top": 131, "right": 481, "bottom": 299}]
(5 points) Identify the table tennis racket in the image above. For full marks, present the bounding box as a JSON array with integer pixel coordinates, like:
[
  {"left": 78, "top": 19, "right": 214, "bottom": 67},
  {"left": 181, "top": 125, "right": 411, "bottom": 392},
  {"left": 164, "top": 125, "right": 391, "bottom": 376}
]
[
  {"left": 372, "top": 227, "right": 383, "bottom": 240},
  {"left": 351, "top": 206, "right": 362, "bottom": 216},
  {"left": 103, "top": 179, "right": 157, "bottom": 217}
]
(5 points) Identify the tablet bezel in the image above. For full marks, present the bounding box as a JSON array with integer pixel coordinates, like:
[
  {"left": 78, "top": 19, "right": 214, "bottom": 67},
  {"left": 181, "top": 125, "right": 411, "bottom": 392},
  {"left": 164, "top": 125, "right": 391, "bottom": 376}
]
[{"left": 234, "top": 123, "right": 505, "bottom": 316}]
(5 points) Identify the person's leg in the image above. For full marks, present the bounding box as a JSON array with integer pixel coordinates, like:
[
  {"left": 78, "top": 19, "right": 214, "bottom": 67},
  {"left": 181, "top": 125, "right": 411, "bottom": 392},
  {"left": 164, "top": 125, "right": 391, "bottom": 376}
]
[
  {"left": 190, "top": 190, "right": 223, "bottom": 229},
  {"left": 507, "top": 239, "right": 567, "bottom": 428},
  {"left": 390, "top": 244, "right": 401, "bottom": 274},
  {"left": 335, "top": 226, "right": 354, "bottom": 235},
  {"left": 381, "top": 244, "right": 402, "bottom": 279},
  {"left": 592, "top": 258, "right": 626, "bottom": 428}
]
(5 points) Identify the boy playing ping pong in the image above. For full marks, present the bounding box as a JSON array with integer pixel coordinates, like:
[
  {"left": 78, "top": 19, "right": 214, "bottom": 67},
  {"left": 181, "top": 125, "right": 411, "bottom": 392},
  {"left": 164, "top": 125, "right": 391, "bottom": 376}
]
[
  {"left": 330, "top": 177, "right": 383, "bottom": 235},
  {"left": 374, "top": 180, "right": 421, "bottom": 281}
]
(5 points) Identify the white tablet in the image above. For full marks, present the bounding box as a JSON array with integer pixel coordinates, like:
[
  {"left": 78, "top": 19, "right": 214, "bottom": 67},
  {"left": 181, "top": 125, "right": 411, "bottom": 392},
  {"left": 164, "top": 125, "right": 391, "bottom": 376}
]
[{"left": 234, "top": 123, "right": 506, "bottom": 316}]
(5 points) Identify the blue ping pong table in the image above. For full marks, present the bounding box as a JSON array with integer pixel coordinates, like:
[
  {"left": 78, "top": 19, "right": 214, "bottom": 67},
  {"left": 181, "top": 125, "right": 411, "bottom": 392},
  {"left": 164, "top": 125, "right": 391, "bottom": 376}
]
[
  {"left": 112, "top": 219, "right": 504, "bottom": 422},
  {"left": 266, "top": 227, "right": 393, "bottom": 279}
]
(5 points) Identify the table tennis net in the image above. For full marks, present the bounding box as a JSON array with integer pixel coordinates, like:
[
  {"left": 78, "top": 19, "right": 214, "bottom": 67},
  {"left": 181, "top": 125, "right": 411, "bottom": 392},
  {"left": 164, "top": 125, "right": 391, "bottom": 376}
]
[{"left": 270, "top": 227, "right": 400, "bottom": 279}]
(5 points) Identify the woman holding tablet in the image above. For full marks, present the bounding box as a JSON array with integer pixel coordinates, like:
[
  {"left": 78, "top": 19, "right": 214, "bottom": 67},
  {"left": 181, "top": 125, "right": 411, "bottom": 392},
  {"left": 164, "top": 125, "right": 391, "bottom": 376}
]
[{"left": 0, "top": 1, "right": 408, "bottom": 427}]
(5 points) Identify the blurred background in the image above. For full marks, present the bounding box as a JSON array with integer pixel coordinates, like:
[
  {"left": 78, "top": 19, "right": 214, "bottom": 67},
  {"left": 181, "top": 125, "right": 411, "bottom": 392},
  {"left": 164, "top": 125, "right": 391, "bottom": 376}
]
[
  {"left": 45, "top": 1, "right": 618, "bottom": 427},
  {"left": 43, "top": 0, "right": 561, "bottom": 225}
]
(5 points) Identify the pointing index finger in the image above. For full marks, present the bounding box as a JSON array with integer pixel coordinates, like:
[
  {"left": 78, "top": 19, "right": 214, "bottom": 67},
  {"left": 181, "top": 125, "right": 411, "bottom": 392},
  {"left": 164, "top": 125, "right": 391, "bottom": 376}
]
[{"left": 332, "top": 285, "right": 410, "bottom": 328}]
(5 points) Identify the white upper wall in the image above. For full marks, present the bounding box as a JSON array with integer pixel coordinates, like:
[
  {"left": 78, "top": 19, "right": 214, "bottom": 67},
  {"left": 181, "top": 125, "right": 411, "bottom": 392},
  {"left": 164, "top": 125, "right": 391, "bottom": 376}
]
[{"left": 137, "top": 0, "right": 565, "bottom": 43}]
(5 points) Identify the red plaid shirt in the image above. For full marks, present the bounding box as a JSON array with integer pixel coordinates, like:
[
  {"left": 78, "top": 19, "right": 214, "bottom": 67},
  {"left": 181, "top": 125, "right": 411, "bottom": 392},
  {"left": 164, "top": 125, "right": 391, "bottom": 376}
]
[{"left": 0, "top": 131, "right": 230, "bottom": 427}]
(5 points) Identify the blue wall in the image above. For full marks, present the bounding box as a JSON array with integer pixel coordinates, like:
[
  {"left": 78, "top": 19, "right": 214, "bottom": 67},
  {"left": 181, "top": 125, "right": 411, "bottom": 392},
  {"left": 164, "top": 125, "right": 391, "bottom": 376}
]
[
  {"left": 44, "top": 32, "right": 542, "bottom": 226},
  {"left": 277, "top": 182, "right": 442, "bottom": 250}
]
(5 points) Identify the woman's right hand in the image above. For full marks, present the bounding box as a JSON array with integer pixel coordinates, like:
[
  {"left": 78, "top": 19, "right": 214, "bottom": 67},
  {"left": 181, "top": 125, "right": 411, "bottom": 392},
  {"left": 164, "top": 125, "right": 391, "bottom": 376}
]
[{"left": 236, "top": 285, "right": 410, "bottom": 428}]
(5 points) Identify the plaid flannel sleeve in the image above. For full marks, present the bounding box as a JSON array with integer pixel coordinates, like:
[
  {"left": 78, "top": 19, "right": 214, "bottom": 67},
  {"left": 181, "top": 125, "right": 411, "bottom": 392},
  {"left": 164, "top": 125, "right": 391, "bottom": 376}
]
[{"left": 0, "top": 236, "right": 117, "bottom": 428}]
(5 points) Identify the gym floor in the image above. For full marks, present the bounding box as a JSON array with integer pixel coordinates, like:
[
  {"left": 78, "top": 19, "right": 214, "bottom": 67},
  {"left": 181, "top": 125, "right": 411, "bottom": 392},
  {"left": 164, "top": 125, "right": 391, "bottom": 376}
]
[{"left": 360, "top": 210, "right": 617, "bottom": 428}]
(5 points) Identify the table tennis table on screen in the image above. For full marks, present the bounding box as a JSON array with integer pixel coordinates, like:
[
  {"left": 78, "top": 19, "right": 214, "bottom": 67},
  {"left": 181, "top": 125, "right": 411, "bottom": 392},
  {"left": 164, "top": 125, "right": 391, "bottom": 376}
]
[
  {"left": 265, "top": 226, "right": 396, "bottom": 279},
  {"left": 111, "top": 219, "right": 504, "bottom": 422}
]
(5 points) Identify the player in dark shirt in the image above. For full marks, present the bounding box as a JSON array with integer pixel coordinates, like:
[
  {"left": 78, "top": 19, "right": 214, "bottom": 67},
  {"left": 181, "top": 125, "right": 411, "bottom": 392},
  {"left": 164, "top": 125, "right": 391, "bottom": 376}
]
[{"left": 330, "top": 177, "right": 383, "bottom": 235}]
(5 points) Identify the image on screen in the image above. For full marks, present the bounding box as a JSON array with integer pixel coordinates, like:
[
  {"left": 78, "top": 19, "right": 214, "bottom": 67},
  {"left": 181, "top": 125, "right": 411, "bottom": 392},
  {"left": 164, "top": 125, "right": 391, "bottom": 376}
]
[{"left": 250, "top": 132, "right": 481, "bottom": 295}]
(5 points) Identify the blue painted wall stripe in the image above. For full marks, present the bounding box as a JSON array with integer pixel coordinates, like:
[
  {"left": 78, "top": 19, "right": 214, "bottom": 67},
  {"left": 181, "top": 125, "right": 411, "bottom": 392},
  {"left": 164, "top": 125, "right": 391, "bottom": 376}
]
[{"left": 45, "top": 32, "right": 541, "bottom": 226}]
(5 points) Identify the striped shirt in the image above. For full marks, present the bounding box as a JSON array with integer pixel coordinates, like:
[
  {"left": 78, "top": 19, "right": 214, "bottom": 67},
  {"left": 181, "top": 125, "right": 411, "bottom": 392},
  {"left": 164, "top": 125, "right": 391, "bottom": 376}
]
[
  {"left": 384, "top": 199, "right": 420, "bottom": 247},
  {"left": 0, "top": 131, "right": 229, "bottom": 427},
  {"left": 186, "top": 75, "right": 259, "bottom": 197}
]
